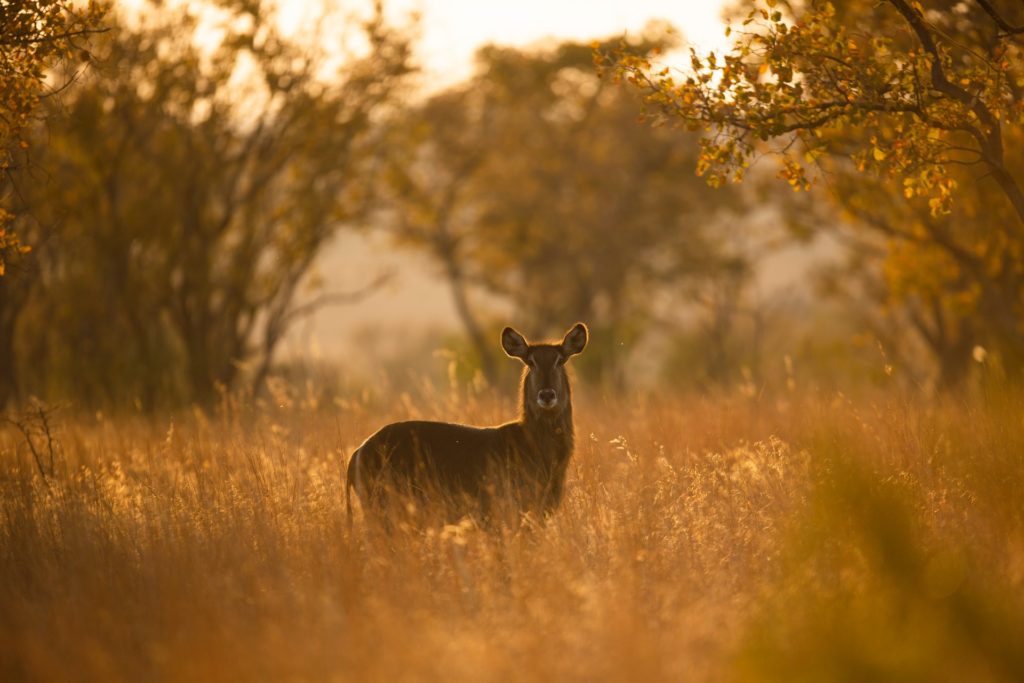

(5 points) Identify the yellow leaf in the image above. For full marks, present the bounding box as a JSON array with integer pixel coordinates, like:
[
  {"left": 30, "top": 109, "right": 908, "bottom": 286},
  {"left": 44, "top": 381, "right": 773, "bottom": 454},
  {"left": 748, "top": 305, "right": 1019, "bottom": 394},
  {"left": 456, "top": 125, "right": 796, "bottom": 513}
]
[{"left": 873, "top": 147, "right": 887, "bottom": 161}]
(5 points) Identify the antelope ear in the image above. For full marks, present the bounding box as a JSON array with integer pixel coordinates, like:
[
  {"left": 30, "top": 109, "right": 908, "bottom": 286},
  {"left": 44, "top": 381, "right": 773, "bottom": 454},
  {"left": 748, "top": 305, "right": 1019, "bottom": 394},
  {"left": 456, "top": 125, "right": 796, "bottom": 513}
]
[
  {"left": 561, "top": 323, "right": 588, "bottom": 357},
  {"left": 501, "top": 327, "right": 530, "bottom": 360}
]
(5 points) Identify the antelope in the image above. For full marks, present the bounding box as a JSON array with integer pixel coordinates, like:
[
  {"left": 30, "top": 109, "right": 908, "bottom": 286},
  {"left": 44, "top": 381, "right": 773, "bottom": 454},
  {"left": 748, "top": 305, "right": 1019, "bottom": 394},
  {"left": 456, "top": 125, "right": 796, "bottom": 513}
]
[{"left": 346, "top": 323, "right": 588, "bottom": 527}]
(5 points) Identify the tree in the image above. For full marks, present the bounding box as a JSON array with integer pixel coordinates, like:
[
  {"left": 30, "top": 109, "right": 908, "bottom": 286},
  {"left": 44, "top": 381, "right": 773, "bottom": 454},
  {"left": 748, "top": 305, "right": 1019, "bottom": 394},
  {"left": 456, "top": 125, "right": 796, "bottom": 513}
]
[
  {"left": 381, "top": 30, "right": 755, "bottom": 385},
  {"left": 4, "top": 1, "right": 413, "bottom": 407},
  {"left": 0, "top": 0, "right": 106, "bottom": 274},
  {"left": 378, "top": 86, "right": 500, "bottom": 382},
  {"left": 604, "top": 0, "right": 1024, "bottom": 382}
]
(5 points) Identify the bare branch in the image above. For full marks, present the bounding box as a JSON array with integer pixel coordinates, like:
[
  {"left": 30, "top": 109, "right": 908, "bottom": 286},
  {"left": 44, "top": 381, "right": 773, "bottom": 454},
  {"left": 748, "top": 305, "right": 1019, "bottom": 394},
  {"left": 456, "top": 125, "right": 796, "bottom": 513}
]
[
  {"left": 2, "top": 402, "right": 61, "bottom": 487},
  {"left": 277, "top": 272, "right": 394, "bottom": 330}
]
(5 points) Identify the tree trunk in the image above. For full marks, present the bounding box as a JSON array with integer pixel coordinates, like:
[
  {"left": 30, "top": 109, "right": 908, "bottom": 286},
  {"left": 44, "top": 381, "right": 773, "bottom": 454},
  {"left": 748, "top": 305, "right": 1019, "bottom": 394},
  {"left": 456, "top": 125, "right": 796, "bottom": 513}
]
[
  {"left": 0, "top": 259, "right": 35, "bottom": 408},
  {"left": 443, "top": 255, "right": 496, "bottom": 384},
  {"left": 0, "top": 324, "right": 17, "bottom": 408}
]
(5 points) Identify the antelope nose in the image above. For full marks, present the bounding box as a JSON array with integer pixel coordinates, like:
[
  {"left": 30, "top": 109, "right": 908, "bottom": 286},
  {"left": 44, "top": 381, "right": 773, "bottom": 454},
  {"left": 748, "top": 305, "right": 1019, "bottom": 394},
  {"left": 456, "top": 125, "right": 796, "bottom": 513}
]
[{"left": 538, "top": 389, "right": 557, "bottom": 407}]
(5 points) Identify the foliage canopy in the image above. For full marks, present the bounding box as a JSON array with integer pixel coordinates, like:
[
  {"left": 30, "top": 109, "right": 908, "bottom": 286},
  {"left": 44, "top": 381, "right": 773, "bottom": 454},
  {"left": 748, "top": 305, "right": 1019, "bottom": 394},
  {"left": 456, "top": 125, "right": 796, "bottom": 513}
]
[
  {"left": 604, "top": 0, "right": 1024, "bottom": 384},
  {"left": 0, "top": 0, "right": 106, "bottom": 274},
  {"left": 0, "top": 1, "right": 413, "bottom": 407}
]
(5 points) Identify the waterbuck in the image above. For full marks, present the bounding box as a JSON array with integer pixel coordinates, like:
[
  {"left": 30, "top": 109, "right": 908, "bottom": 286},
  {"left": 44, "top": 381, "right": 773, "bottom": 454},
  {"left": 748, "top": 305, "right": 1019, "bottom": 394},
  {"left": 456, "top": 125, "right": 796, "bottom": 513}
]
[{"left": 346, "top": 323, "right": 588, "bottom": 526}]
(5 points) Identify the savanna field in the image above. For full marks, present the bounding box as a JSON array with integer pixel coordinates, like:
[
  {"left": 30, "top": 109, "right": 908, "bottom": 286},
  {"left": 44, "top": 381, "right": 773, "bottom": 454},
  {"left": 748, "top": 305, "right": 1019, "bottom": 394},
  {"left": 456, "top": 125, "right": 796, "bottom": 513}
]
[{"left": 3, "top": 381, "right": 1023, "bottom": 682}]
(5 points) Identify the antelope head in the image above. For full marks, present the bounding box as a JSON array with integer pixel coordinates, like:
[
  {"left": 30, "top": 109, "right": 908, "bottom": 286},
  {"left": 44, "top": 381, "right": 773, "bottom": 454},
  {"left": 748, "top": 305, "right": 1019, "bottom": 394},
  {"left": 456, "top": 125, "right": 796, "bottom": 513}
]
[{"left": 501, "top": 323, "right": 588, "bottom": 415}]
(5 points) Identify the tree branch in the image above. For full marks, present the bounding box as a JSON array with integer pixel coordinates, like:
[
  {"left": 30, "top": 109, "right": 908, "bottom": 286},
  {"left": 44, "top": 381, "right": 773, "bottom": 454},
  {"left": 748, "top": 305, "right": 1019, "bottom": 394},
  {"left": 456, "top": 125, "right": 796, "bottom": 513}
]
[
  {"left": 277, "top": 272, "right": 393, "bottom": 331},
  {"left": 975, "top": 0, "right": 1024, "bottom": 35},
  {"left": 887, "top": 0, "right": 1024, "bottom": 228}
]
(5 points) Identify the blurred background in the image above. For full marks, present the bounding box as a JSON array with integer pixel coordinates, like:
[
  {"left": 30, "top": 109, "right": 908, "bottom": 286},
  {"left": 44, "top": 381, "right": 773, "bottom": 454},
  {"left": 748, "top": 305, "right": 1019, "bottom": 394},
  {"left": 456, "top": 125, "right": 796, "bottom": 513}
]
[
  {"left": 0, "top": 0, "right": 1017, "bottom": 411},
  {"left": 3, "top": 6, "right": 1024, "bottom": 679}
]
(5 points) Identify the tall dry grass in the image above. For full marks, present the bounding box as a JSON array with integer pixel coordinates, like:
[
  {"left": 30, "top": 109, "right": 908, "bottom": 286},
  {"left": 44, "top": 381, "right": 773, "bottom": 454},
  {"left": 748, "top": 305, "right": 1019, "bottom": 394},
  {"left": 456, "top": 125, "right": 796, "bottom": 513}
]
[{"left": 1, "top": 383, "right": 1022, "bottom": 681}]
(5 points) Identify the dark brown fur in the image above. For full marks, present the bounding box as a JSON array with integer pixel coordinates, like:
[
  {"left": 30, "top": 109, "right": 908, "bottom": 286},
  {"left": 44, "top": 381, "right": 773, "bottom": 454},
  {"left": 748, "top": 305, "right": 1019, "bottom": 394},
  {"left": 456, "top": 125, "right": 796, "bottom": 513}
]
[{"left": 346, "top": 323, "right": 587, "bottom": 526}]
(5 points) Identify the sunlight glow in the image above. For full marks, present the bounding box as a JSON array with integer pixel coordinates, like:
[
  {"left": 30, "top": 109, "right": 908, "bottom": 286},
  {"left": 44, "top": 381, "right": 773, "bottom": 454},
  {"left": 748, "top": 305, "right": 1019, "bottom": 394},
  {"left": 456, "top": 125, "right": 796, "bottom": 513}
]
[
  {"left": 126, "top": 1, "right": 731, "bottom": 89},
  {"left": 389, "top": 0, "right": 731, "bottom": 86}
]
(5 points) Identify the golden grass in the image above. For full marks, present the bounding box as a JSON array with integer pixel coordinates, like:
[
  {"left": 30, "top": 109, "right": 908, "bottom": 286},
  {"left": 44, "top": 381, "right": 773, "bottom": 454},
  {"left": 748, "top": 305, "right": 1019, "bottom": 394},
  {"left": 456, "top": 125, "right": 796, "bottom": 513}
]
[{"left": 2, "top": 386, "right": 1023, "bottom": 681}]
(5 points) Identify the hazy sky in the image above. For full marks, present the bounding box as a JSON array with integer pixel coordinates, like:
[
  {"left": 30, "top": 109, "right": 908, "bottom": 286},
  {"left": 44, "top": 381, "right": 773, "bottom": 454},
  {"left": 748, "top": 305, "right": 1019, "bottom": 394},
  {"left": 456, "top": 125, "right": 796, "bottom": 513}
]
[
  {"left": 272, "top": 1, "right": 731, "bottom": 88},
  {"left": 393, "top": 0, "right": 730, "bottom": 85}
]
